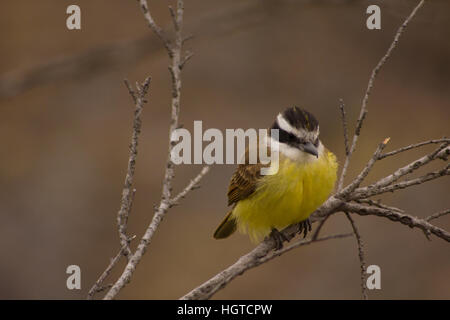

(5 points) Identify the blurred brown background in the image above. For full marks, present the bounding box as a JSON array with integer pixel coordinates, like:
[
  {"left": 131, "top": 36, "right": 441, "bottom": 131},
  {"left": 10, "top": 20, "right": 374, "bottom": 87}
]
[{"left": 0, "top": 0, "right": 449, "bottom": 299}]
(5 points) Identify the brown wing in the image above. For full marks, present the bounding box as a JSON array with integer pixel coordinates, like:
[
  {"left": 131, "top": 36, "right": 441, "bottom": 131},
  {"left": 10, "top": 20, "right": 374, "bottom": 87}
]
[
  {"left": 227, "top": 145, "right": 270, "bottom": 206},
  {"left": 227, "top": 163, "right": 263, "bottom": 206}
]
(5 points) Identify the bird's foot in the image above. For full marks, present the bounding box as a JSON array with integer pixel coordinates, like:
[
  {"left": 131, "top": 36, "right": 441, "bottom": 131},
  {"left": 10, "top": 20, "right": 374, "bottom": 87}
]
[
  {"left": 297, "top": 218, "right": 312, "bottom": 238},
  {"left": 269, "top": 228, "right": 288, "bottom": 250}
]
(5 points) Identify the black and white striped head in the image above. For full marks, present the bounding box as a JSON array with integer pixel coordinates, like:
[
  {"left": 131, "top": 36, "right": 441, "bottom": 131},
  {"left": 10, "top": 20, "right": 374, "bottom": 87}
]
[{"left": 269, "top": 106, "right": 322, "bottom": 161}]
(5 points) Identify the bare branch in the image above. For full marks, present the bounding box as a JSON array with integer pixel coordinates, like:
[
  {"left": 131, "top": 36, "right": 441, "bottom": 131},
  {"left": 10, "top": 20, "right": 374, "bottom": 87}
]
[
  {"left": 137, "top": 0, "right": 173, "bottom": 55},
  {"left": 161, "top": 0, "right": 185, "bottom": 204},
  {"left": 339, "top": 138, "right": 390, "bottom": 198},
  {"left": 87, "top": 248, "right": 124, "bottom": 300},
  {"left": 100, "top": 0, "right": 211, "bottom": 300},
  {"left": 318, "top": 1, "right": 427, "bottom": 245},
  {"left": 182, "top": 34, "right": 194, "bottom": 45},
  {"left": 379, "top": 138, "right": 449, "bottom": 160},
  {"left": 426, "top": 209, "right": 450, "bottom": 222},
  {"left": 180, "top": 51, "right": 194, "bottom": 70},
  {"left": 181, "top": 196, "right": 343, "bottom": 300},
  {"left": 353, "top": 164, "right": 449, "bottom": 199},
  {"left": 343, "top": 202, "right": 450, "bottom": 242},
  {"left": 344, "top": 212, "right": 368, "bottom": 300},
  {"left": 116, "top": 77, "right": 151, "bottom": 259},
  {"left": 259, "top": 233, "right": 353, "bottom": 264},
  {"left": 339, "top": 99, "right": 350, "bottom": 157},
  {"left": 338, "top": 0, "right": 426, "bottom": 191},
  {"left": 170, "top": 166, "right": 210, "bottom": 207},
  {"left": 353, "top": 144, "right": 450, "bottom": 199},
  {"left": 314, "top": 99, "right": 350, "bottom": 239},
  {"left": 181, "top": 231, "right": 352, "bottom": 300},
  {"left": 124, "top": 79, "right": 137, "bottom": 104},
  {"left": 355, "top": 199, "right": 404, "bottom": 214},
  {"left": 87, "top": 235, "right": 136, "bottom": 300},
  {"left": 168, "top": 6, "right": 178, "bottom": 31},
  {"left": 336, "top": 98, "right": 350, "bottom": 191}
]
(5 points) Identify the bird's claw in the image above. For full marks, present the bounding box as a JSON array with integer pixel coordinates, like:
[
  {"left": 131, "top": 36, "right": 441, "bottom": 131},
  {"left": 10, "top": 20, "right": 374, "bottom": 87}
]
[
  {"left": 270, "top": 228, "right": 288, "bottom": 250},
  {"left": 297, "top": 218, "right": 312, "bottom": 238}
]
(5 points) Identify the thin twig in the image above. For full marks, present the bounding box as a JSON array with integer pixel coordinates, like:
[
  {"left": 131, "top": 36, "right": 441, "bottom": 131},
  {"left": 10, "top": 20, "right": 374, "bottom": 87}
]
[
  {"left": 426, "top": 209, "right": 450, "bottom": 222},
  {"left": 180, "top": 51, "right": 194, "bottom": 70},
  {"left": 339, "top": 99, "right": 350, "bottom": 158},
  {"left": 138, "top": 0, "right": 173, "bottom": 55},
  {"left": 379, "top": 138, "right": 449, "bottom": 160},
  {"left": 344, "top": 212, "right": 368, "bottom": 300},
  {"left": 170, "top": 166, "right": 210, "bottom": 207},
  {"left": 87, "top": 236, "right": 136, "bottom": 300},
  {"left": 353, "top": 145, "right": 450, "bottom": 199},
  {"left": 355, "top": 199, "right": 404, "bottom": 213},
  {"left": 116, "top": 77, "right": 151, "bottom": 259},
  {"left": 343, "top": 202, "right": 450, "bottom": 242},
  {"left": 260, "top": 233, "right": 353, "bottom": 264},
  {"left": 353, "top": 164, "right": 449, "bottom": 199},
  {"left": 313, "top": 100, "right": 349, "bottom": 239},
  {"left": 339, "top": 138, "right": 390, "bottom": 199},
  {"left": 124, "top": 79, "right": 137, "bottom": 104},
  {"left": 87, "top": 249, "right": 124, "bottom": 300}
]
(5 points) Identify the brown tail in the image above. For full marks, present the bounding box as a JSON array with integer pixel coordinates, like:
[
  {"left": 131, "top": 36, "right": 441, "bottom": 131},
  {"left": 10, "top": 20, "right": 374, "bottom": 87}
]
[{"left": 213, "top": 210, "right": 237, "bottom": 239}]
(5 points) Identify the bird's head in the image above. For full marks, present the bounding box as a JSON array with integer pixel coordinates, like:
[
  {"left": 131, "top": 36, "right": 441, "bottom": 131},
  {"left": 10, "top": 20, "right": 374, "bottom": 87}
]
[{"left": 269, "top": 106, "right": 322, "bottom": 161}]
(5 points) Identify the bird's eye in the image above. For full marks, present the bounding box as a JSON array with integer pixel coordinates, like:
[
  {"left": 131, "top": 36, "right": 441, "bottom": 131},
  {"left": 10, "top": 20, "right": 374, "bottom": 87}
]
[{"left": 314, "top": 138, "right": 319, "bottom": 147}]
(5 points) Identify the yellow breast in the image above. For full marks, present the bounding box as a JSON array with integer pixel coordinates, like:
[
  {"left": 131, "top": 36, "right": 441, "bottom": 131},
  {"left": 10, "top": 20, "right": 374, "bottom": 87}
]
[{"left": 232, "top": 151, "right": 338, "bottom": 242}]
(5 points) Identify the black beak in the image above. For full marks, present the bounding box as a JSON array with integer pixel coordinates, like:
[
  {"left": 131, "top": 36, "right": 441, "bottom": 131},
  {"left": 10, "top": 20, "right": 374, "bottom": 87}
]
[{"left": 301, "top": 142, "right": 318, "bottom": 158}]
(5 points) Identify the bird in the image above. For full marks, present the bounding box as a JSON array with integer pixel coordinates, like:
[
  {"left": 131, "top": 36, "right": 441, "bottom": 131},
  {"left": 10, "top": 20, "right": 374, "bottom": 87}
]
[{"left": 213, "top": 106, "right": 338, "bottom": 249}]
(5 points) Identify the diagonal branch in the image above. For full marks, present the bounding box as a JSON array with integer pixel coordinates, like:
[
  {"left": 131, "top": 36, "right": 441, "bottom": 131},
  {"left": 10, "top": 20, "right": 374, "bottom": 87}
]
[
  {"left": 352, "top": 164, "right": 449, "bottom": 200},
  {"left": 181, "top": 231, "right": 352, "bottom": 300},
  {"left": 426, "top": 209, "right": 450, "bottom": 222},
  {"left": 181, "top": 197, "right": 344, "bottom": 300},
  {"left": 342, "top": 202, "right": 450, "bottom": 242},
  {"left": 87, "top": 236, "right": 136, "bottom": 300},
  {"left": 169, "top": 166, "right": 210, "bottom": 207},
  {"left": 138, "top": 0, "right": 173, "bottom": 55},
  {"left": 353, "top": 144, "right": 450, "bottom": 199},
  {"left": 116, "top": 77, "right": 151, "bottom": 259},
  {"left": 339, "top": 138, "right": 390, "bottom": 198},
  {"left": 337, "top": 0, "right": 426, "bottom": 192},
  {"left": 379, "top": 138, "right": 449, "bottom": 160},
  {"left": 355, "top": 199, "right": 404, "bottom": 214}
]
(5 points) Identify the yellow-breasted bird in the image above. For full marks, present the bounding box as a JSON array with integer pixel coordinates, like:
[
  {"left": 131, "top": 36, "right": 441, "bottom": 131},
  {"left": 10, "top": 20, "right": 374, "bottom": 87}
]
[{"left": 213, "top": 106, "right": 338, "bottom": 249}]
